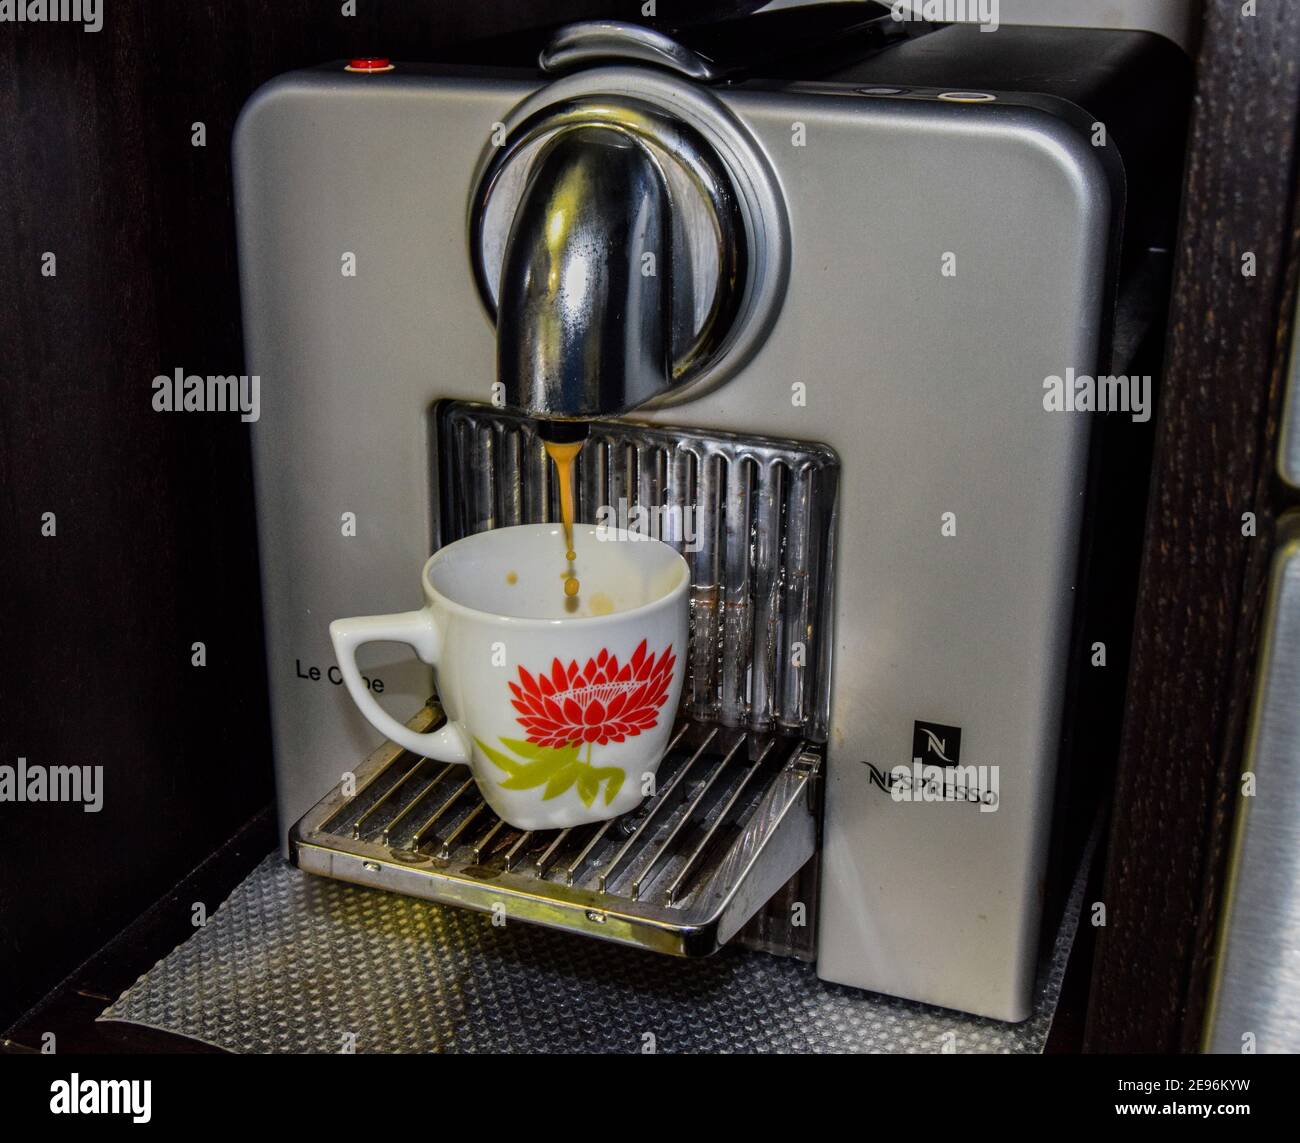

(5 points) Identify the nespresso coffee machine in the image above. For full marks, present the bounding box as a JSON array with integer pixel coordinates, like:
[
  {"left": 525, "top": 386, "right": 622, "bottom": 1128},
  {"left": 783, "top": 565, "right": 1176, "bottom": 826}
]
[{"left": 234, "top": 7, "right": 1189, "bottom": 1021}]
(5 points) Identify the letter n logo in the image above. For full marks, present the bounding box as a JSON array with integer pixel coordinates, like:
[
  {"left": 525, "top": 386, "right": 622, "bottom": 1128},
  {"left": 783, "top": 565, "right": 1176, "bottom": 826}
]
[{"left": 912, "top": 720, "right": 961, "bottom": 764}]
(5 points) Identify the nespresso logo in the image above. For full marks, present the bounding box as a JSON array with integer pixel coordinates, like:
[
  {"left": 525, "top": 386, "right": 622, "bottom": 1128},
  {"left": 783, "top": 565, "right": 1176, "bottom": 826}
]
[
  {"left": 913, "top": 720, "right": 961, "bottom": 764},
  {"left": 860, "top": 722, "right": 1000, "bottom": 812},
  {"left": 862, "top": 761, "right": 1000, "bottom": 812}
]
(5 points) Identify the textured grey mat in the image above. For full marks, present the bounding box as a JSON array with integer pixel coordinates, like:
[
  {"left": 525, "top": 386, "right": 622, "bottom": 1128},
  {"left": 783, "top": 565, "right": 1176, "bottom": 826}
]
[{"left": 100, "top": 851, "right": 1086, "bottom": 1053}]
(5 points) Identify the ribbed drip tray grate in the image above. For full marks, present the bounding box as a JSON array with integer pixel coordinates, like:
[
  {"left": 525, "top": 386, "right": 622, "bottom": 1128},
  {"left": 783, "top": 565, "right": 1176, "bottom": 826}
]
[
  {"left": 292, "top": 703, "right": 820, "bottom": 956},
  {"left": 436, "top": 402, "right": 839, "bottom": 739}
]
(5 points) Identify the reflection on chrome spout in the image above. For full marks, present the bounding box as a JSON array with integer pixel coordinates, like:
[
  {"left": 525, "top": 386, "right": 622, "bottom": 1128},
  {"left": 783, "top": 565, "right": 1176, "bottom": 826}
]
[{"left": 497, "top": 125, "right": 672, "bottom": 420}]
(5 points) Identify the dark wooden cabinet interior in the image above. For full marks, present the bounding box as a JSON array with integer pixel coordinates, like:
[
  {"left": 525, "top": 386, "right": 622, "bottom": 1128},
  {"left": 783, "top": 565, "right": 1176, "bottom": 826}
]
[
  {"left": 0, "top": 0, "right": 637, "bottom": 1037},
  {"left": 1083, "top": 0, "right": 1300, "bottom": 1053}
]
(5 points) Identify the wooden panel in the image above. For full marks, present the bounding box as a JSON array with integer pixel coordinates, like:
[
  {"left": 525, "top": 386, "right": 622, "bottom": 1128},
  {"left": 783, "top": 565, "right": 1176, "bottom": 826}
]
[
  {"left": 0, "top": 0, "right": 616, "bottom": 1033},
  {"left": 1084, "top": 0, "right": 1300, "bottom": 1052}
]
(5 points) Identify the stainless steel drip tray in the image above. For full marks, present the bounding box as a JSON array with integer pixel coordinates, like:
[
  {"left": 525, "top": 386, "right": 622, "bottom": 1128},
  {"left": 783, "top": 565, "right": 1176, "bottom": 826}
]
[{"left": 291, "top": 702, "right": 820, "bottom": 957}]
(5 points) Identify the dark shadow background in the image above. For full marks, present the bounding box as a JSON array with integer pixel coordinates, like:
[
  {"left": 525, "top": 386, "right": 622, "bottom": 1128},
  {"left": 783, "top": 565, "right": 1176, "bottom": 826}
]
[{"left": 0, "top": 0, "right": 769, "bottom": 1034}]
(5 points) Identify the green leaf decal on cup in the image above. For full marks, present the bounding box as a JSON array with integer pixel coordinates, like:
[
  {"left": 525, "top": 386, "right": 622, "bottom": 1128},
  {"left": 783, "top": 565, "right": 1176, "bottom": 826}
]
[{"left": 475, "top": 737, "right": 625, "bottom": 807}]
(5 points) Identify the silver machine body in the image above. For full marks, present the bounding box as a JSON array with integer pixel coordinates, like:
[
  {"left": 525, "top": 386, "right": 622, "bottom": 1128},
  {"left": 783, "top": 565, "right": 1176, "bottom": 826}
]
[{"left": 235, "top": 19, "right": 1125, "bottom": 1022}]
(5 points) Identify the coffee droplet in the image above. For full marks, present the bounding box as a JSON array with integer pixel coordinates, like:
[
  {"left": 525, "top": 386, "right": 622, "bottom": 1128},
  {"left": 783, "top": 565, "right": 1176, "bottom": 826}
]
[
  {"left": 506, "top": 571, "right": 518, "bottom": 585},
  {"left": 565, "top": 550, "right": 576, "bottom": 562},
  {"left": 564, "top": 576, "right": 580, "bottom": 597},
  {"left": 543, "top": 439, "right": 583, "bottom": 557}
]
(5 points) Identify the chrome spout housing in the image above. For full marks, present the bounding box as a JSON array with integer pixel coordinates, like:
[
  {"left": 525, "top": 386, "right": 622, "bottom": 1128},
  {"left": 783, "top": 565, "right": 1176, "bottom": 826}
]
[
  {"left": 470, "top": 78, "right": 789, "bottom": 418},
  {"left": 496, "top": 124, "right": 673, "bottom": 420}
]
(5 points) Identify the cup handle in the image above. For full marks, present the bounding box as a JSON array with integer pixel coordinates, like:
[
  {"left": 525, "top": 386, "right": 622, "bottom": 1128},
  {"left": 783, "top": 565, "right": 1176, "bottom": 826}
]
[{"left": 328, "top": 610, "right": 471, "bottom": 763}]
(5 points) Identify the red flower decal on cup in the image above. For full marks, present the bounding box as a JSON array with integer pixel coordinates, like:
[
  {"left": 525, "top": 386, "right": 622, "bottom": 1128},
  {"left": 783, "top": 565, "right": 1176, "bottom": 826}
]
[
  {"left": 509, "top": 639, "right": 676, "bottom": 748},
  {"left": 475, "top": 639, "right": 676, "bottom": 809}
]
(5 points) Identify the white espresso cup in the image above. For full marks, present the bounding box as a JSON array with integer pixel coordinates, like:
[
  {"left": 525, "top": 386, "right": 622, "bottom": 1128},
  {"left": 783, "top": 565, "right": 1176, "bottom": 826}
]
[{"left": 329, "top": 523, "right": 689, "bottom": 830}]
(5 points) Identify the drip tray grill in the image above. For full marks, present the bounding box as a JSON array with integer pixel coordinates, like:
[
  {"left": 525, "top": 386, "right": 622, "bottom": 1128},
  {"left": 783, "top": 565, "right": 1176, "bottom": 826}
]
[{"left": 292, "top": 702, "right": 820, "bottom": 956}]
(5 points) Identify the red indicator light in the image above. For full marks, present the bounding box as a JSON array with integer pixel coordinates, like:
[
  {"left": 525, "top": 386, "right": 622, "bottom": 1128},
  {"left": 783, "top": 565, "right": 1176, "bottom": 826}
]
[{"left": 345, "top": 58, "right": 394, "bottom": 73}]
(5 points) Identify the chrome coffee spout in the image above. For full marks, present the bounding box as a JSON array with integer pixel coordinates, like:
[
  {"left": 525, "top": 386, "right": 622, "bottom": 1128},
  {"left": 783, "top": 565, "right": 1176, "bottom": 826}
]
[
  {"left": 496, "top": 125, "right": 672, "bottom": 423},
  {"left": 470, "top": 85, "right": 788, "bottom": 422}
]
